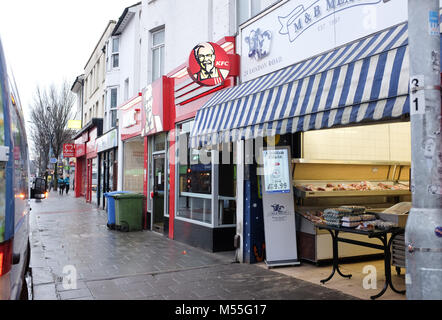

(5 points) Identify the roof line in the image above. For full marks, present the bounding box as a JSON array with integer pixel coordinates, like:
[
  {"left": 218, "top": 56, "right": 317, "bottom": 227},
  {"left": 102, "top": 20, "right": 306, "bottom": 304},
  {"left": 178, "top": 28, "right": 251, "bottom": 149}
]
[
  {"left": 83, "top": 20, "right": 117, "bottom": 70},
  {"left": 113, "top": 2, "right": 142, "bottom": 36}
]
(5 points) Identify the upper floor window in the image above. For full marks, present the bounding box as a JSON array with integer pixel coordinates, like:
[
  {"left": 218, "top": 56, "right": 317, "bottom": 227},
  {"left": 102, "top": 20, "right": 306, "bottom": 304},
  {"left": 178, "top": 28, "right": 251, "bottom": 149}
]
[
  {"left": 237, "top": 0, "right": 280, "bottom": 26},
  {"left": 112, "top": 38, "right": 120, "bottom": 69},
  {"left": 110, "top": 88, "right": 118, "bottom": 128},
  {"left": 151, "top": 28, "right": 165, "bottom": 82},
  {"left": 124, "top": 78, "right": 129, "bottom": 101}
]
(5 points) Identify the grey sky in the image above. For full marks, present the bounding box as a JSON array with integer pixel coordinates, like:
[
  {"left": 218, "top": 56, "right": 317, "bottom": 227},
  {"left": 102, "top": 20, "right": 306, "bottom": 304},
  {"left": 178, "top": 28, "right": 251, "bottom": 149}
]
[{"left": 0, "top": 0, "right": 139, "bottom": 134}]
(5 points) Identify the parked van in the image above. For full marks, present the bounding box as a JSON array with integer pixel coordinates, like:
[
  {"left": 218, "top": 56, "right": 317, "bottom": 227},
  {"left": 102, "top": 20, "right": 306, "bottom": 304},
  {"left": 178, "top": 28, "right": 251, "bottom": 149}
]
[{"left": 0, "top": 37, "right": 41, "bottom": 300}]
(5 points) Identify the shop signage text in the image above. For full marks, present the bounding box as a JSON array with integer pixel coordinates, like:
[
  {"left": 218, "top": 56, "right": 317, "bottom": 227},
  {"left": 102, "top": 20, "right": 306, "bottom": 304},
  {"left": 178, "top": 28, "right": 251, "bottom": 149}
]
[
  {"left": 120, "top": 95, "right": 144, "bottom": 141},
  {"left": 122, "top": 109, "right": 137, "bottom": 128},
  {"left": 63, "top": 143, "right": 75, "bottom": 158},
  {"left": 86, "top": 128, "right": 98, "bottom": 158},
  {"left": 143, "top": 84, "right": 164, "bottom": 136},
  {"left": 96, "top": 129, "right": 118, "bottom": 153},
  {"left": 240, "top": 0, "right": 407, "bottom": 82},
  {"left": 278, "top": 0, "right": 383, "bottom": 43},
  {"left": 188, "top": 42, "right": 230, "bottom": 87},
  {"left": 74, "top": 144, "right": 86, "bottom": 158}
]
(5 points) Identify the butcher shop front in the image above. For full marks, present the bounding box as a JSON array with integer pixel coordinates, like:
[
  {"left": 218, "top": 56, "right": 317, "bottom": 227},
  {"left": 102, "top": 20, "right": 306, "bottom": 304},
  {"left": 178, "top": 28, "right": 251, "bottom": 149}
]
[{"left": 190, "top": 0, "right": 413, "bottom": 272}]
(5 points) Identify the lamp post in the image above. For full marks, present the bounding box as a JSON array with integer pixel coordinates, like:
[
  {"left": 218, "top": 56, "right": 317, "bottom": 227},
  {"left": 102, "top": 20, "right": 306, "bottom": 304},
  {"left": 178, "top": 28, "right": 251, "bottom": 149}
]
[{"left": 406, "top": 0, "right": 442, "bottom": 300}]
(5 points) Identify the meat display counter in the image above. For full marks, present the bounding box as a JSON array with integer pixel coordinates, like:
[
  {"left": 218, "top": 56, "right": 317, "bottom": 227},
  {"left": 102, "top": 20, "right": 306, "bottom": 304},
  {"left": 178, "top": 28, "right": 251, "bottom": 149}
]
[{"left": 292, "top": 159, "right": 411, "bottom": 264}]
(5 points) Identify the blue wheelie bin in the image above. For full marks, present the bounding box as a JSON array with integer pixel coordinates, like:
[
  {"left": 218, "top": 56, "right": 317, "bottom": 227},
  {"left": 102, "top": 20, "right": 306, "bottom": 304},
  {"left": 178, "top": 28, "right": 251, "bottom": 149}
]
[{"left": 104, "top": 191, "right": 131, "bottom": 229}]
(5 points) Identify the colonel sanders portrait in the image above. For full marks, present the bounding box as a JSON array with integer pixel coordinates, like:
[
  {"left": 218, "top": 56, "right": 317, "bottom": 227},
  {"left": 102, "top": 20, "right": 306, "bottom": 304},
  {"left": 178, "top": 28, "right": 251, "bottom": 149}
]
[{"left": 192, "top": 42, "right": 228, "bottom": 86}]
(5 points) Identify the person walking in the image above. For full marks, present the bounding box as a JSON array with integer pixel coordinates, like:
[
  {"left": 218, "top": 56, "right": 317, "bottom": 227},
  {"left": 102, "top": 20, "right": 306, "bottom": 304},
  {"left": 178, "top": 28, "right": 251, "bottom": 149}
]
[
  {"left": 64, "top": 175, "right": 70, "bottom": 195},
  {"left": 47, "top": 175, "right": 52, "bottom": 192},
  {"left": 58, "top": 177, "right": 65, "bottom": 195}
]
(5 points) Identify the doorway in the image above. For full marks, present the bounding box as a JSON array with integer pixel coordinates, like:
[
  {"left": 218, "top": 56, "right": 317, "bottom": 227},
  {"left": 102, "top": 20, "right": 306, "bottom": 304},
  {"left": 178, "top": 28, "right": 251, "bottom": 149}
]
[
  {"left": 149, "top": 132, "right": 168, "bottom": 234},
  {"left": 152, "top": 153, "right": 165, "bottom": 233}
]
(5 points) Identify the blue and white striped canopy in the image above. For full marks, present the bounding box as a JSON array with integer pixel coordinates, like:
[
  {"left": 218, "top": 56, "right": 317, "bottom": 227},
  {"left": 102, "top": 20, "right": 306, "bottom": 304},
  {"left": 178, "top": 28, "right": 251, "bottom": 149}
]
[{"left": 190, "top": 22, "right": 410, "bottom": 148}]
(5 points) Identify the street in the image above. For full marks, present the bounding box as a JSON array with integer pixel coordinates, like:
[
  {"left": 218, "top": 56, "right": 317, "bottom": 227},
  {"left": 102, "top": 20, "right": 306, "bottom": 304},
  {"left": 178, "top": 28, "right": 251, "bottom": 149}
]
[{"left": 28, "top": 191, "right": 356, "bottom": 301}]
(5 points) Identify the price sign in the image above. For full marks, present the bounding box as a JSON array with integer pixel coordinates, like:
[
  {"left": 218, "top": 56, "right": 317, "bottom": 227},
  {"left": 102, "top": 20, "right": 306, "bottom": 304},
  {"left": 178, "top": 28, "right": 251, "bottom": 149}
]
[
  {"left": 410, "top": 75, "right": 426, "bottom": 115},
  {"left": 262, "top": 148, "right": 291, "bottom": 194},
  {"left": 261, "top": 146, "right": 299, "bottom": 267}
]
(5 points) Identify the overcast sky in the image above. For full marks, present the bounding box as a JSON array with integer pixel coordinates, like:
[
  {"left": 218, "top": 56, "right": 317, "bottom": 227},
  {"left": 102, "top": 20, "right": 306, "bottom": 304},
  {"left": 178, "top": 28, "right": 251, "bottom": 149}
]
[{"left": 0, "top": 0, "right": 139, "bottom": 136}]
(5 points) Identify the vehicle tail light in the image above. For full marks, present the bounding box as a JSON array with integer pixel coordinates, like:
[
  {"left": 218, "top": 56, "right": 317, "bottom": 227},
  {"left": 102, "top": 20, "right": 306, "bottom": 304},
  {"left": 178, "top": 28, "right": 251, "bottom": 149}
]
[
  {"left": 0, "top": 240, "right": 13, "bottom": 276},
  {"left": 45, "top": 192, "right": 49, "bottom": 199}
]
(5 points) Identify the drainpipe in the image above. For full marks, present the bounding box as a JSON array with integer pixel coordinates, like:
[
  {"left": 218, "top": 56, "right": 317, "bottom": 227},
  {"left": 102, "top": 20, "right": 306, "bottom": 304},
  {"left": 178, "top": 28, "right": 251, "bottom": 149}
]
[{"left": 406, "top": 0, "right": 442, "bottom": 300}]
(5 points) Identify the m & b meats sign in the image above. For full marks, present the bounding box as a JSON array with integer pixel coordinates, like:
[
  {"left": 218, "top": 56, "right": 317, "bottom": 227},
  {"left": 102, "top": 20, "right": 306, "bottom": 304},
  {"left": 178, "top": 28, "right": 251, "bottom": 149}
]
[
  {"left": 240, "top": 0, "right": 406, "bottom": 82},
  {"left": 278, "top": 0, "right": 386, "bottom": 42}
]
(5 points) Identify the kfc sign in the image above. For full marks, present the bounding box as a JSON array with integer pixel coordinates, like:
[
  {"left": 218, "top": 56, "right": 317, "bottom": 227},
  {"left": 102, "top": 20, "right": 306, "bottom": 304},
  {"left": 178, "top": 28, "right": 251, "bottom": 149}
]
[
  {"left": 188, "top": 42, "right": 230, "bottom": 86},
  {"left": 63, "top": 143, "right": 75, "bottom": 158}
]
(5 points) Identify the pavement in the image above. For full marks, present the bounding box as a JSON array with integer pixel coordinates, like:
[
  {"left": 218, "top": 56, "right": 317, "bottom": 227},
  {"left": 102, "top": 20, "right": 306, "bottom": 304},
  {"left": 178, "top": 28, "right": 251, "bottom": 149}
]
[{"left": 28, "top": 190, "right": 358, "bottom": 301}]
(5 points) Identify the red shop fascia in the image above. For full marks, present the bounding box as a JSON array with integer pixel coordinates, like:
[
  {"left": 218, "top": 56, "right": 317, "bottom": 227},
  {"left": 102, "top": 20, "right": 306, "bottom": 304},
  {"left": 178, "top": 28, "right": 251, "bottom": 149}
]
[
  {"left": 164, "top": 36, "right": 239, "bottom": 241},
  {"left": 73, "top": 118, "right": 103, "bottom": 202},
  {"left": 140, "top": 76, "right": 175, "bottom": 230}
]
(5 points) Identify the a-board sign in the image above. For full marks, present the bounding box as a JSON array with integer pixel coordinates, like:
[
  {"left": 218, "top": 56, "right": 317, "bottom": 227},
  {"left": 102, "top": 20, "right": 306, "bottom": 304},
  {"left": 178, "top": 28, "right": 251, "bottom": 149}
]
[{"left": 261, "top": 146, "right": 300, "bottom": 268}]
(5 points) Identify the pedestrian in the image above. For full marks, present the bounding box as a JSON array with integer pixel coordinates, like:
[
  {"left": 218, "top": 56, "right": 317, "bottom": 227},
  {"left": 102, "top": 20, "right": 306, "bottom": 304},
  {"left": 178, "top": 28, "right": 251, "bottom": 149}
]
[
  {"left": 58, "top": 177, "right": 65, "bottom": 195},
  {"left": 47, "top": 175, "right": 52, "bottom": 192},
  {"left": 64, "top": 175, "right": 70, "bottom": 195}
]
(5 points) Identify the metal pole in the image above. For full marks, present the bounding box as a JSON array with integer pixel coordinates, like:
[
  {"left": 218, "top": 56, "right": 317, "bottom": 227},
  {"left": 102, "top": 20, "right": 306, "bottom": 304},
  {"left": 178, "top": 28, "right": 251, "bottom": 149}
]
[{"left": 406, "top": 0, "right": 442, "bottom": 300}]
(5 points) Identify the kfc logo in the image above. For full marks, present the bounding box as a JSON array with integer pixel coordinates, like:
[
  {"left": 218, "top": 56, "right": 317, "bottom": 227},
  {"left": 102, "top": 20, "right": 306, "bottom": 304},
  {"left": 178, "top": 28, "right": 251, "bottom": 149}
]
[{"left": 188, "top": 42, "right": 230, "bottom": 86}]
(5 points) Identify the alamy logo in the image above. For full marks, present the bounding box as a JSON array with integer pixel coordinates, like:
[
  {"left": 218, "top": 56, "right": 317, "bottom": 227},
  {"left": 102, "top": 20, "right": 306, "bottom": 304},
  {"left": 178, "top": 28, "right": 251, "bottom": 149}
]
[
  {"left": 278, "top": 0, "right": 383, "bottom": 42},
  {"left": 62, "top": 265, "right": 77, "bottom": 290},
  {"left": 245, "top": 28, "right": 272, "bottom": 61}
]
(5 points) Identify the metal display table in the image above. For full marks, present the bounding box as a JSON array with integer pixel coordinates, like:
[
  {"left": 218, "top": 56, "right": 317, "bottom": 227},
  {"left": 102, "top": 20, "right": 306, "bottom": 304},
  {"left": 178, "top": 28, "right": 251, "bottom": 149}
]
[{"left": 316, "top": 224, "right": 406, "bottom": 300}]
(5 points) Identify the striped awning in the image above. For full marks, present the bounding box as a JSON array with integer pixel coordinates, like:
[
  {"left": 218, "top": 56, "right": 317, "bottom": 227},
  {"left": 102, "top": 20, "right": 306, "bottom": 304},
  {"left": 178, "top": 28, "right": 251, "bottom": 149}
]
[{"left": 190, "top": 22, "right": 410, "bottom": 148}]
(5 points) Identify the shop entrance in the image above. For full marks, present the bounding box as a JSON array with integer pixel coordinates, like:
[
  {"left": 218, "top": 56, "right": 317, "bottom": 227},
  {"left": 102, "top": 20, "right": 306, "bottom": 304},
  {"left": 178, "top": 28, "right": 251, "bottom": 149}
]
[
  {"left": 148, "top": 132, "right": 168, "bottom": 234},
  {"left": 152, "top": 153, "right": 165, "bottom": 233}
]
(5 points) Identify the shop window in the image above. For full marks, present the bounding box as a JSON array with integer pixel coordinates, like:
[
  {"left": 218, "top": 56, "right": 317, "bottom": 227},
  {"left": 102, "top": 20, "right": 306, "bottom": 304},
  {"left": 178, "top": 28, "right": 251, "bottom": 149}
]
[
  {"left": 217, "top": 143, "right": 236, "bottom": 226},
  {"left": 91, "top": 158, "right": 98, "bottom": 205},
  {"left": 123, "top": 138, "right": 144, "bottom": 193},
  {"left": 176, "top": 120, "right": 213, "bottom": 224},
  {"left": 302, "top": 123, "right": 411, "bottom": 162},
  {"left": 153, "top": 132, "right": 166, "bottom": 152}
]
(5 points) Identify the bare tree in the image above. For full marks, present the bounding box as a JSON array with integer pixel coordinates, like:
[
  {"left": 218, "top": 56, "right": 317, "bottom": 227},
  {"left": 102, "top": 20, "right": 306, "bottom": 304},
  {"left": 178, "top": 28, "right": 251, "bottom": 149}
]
[
  {"left": 29, "top": 81, "right": 75, "bottom": 189},
  {"left": 29, "top": 87, "right": 51, "bottom": 176}
]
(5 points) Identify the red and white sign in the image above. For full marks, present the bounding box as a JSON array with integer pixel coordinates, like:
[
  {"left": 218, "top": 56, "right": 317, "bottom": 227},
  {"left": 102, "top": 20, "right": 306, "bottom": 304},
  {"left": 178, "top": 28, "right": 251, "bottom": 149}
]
[
  {"left": 63, "top": 143, "right": 75, "bottom": 158},
  {"left": 120, "top": 94, "right": 143, "bottom": 141},
  {"left": 187, "top": 42, "right": 230, "bottom": 87},
  {"left": 142, "top": 76, "right": 174, "bottom": 137}
]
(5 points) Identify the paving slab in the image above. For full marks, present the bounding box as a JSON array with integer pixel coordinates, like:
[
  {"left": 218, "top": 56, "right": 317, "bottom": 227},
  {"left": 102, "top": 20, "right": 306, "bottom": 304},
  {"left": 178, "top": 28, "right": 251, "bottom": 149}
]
[{"left": 30, "top": 191, "right": 357, "bottom": 301}]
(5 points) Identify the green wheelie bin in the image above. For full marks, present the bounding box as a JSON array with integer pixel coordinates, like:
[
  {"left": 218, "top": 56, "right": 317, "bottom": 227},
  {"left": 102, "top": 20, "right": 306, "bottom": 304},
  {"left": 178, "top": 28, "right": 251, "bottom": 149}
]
[{"left": 112, "top": 193, "right": 145, "bottom": 232}]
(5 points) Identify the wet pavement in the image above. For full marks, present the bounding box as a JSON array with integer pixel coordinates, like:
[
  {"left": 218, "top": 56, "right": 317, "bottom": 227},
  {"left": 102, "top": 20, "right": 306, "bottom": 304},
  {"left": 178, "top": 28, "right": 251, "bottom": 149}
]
[{"left": 29, "top": 191, "right": 357, "bottom": 300}]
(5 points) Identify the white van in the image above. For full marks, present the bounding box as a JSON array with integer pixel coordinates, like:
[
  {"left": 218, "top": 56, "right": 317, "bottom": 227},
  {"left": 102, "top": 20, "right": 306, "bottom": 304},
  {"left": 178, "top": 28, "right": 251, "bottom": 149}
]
[{"left": 0, "top": 37, "right": 43, "bottom": 300}]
